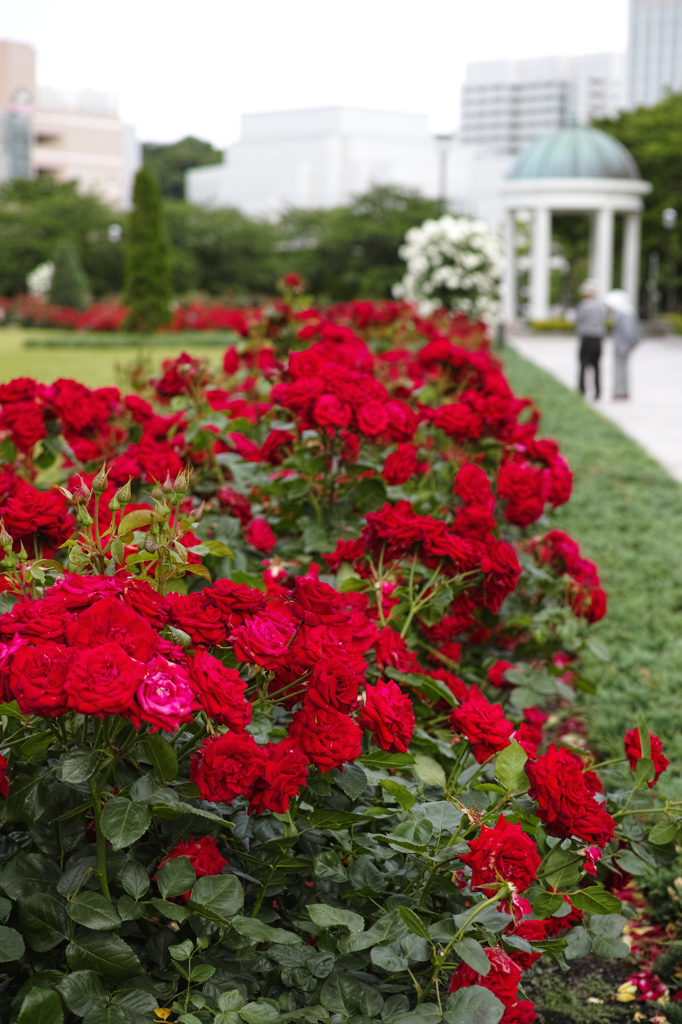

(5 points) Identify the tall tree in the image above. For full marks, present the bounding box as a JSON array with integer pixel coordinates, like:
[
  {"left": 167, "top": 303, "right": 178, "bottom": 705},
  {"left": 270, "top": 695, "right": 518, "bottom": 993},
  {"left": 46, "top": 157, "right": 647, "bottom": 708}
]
[
  {"left": 124, "top": 168, "right": 172, "bottom": 332},
  {"left": 49, "top": 238, "right": 89, "bottom": 310},
  {"left": 143, "top": 137, "right": 222, "bottom": 200}
]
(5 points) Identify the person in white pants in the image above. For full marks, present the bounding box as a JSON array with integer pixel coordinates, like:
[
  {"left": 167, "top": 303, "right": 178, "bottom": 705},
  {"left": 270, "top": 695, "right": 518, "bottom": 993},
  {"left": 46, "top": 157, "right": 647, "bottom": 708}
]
[{"left": 606, "top": 289, "right": 640, "bottom": 401}]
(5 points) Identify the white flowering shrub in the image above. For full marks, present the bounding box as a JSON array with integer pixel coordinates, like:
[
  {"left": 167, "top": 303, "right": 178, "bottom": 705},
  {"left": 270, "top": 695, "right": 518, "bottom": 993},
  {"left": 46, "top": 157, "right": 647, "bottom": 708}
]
[
  {"left": 393, "top": 215, "right": 503, "bottom": 322},
  {"left": 26, "top": 260, "right": 55, "bottom": 296}
]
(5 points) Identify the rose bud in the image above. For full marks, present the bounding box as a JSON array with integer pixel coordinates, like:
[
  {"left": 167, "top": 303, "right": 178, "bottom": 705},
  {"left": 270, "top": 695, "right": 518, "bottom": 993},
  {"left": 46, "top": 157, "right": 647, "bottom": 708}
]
[
  {"left": 92, "top": 463, "right": 109, "bottom": 494},
  {"left": 115, "top": 479, "right": 132, "bottom": 509}
]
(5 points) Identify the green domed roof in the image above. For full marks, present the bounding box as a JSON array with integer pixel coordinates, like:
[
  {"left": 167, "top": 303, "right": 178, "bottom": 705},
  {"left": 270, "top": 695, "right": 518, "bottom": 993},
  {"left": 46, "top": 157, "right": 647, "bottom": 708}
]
[{"left": 508, "top": 127, "right": 640, "bottom": 180}]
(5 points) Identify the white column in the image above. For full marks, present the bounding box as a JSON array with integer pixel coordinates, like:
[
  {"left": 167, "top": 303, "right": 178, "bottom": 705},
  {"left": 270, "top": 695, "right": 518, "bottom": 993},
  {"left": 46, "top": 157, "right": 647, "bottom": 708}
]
[
  {"left": 503, "top": 210, "right": 516, "bottom": 324},
  {"left": 622, "top": 211, "right": 641, "bottom": 309},
  {"left": 592, "top": 207, "right": 615, "bottom": 296},
  {"left": 529, "top": 206, "right": 551, "bottom": 322},
  {"left": 588, "top": 213, "right": 598, "bottom": 279}
]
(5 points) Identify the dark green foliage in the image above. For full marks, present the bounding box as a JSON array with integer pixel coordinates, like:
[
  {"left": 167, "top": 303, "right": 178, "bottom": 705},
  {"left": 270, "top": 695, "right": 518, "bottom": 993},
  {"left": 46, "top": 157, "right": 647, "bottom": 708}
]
[
  {"left": 48, "top": 238, "right": 89, "bottom": 310},
  {"left": 277, "top": 185, "right": 441, "bottom": 301},
  {"left": 143, "top": 135, "right": 222, "bottom": 200},
  {"left": 0, "top": 178, "right": 123, "bottom": 297},
  {"left": 596, "top": 94, "right": 682, "bottom": 307},
  {"left": 653, "top": 939, "right": 682, "bottom": 978},
  {"left": 164, "top": 200, "right": 280, "bottom": 295},
  {"left": 123, "top": 168, "right": 172, "bottom": 332},
  {"left": 503, "top": 348, "right": 682, "bottom": 779}
]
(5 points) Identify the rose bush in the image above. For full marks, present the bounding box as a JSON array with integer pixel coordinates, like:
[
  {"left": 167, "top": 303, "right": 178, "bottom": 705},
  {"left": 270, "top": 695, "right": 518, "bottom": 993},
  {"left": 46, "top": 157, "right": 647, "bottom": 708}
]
[{"left": 0, "top": 297, "right": 677, "bottom": 1023}]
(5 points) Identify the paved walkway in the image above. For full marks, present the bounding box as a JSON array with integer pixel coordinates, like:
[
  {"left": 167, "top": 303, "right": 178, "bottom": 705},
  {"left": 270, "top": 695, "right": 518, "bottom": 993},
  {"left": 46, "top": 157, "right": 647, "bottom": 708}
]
[{"left": 510, "top": 332, "right": 682, "bottom": 483}]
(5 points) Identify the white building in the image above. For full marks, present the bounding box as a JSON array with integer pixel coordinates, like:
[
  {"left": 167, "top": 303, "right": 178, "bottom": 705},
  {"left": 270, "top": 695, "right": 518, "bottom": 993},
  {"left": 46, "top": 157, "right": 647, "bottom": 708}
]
[
  {"left": 628, "top": 0, "right": 682, "bottom": 107},
  {"left": 460, "top": 54, "right": 627, "bottom": 155},
  {"left": 0, "top": 38, "right": 139, "bottom": 208},
  {"left": 186, "top": 107, "right": 439, "bottom": 216}
]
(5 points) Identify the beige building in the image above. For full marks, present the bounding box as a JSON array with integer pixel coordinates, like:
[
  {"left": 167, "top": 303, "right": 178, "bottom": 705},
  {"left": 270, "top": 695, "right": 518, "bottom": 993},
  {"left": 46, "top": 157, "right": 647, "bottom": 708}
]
[{"left": 0, "top": 39, "right": 138, "bottom": 208}]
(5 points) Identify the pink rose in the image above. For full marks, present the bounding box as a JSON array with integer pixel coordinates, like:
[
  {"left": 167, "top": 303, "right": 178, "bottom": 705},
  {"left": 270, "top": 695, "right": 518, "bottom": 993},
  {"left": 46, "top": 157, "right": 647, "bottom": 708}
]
[{"left": 135, "top": 656, "right": 194, "bottom": 732}]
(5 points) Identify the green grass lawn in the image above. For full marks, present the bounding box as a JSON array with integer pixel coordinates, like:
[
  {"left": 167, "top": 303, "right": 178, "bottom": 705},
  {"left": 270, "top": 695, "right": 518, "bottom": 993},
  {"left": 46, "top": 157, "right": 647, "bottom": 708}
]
[
  {"left": 503, "top": 346, "right": 682, "bottom": 785},
  {"left": 0, "top": 328, "right": 223, "bottom": 388}
]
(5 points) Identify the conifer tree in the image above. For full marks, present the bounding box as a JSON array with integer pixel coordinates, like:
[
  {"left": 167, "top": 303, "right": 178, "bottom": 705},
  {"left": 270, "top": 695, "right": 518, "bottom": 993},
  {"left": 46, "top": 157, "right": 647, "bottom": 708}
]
[
  {"left": 124, "top": 167, "right": 172, "bottom": 332},
  {"left": 49, "top": 238, "right": 89, "bottom": 310}
]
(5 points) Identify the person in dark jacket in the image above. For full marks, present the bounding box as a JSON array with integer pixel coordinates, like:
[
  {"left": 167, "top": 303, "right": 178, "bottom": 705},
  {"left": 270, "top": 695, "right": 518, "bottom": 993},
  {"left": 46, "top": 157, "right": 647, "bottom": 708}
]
[{"left": 575, "top": 280, "right": 608, "bottom": 399}]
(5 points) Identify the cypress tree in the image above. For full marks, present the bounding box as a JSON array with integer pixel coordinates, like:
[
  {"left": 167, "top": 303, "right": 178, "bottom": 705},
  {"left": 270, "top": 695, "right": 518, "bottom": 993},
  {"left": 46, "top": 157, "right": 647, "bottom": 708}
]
[
  {"left": 49, "top": 238, "right": 89, "bottom": 310},
  {"left": 124, "top": 167, "right": 172, "bottom": 332}
]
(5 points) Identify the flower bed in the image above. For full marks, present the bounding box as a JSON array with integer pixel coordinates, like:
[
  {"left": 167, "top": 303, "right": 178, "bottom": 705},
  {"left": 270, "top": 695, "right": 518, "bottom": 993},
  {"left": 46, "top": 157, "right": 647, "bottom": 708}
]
[{"left": 0, "top": 301, "right": 677, "bottom": 1023}]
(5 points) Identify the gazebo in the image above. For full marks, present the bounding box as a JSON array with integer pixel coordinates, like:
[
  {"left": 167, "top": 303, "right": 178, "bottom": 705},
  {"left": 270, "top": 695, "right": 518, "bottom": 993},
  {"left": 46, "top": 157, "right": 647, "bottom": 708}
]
[{"left": 501, "top": 127, "right": 652, "bottom": 323}]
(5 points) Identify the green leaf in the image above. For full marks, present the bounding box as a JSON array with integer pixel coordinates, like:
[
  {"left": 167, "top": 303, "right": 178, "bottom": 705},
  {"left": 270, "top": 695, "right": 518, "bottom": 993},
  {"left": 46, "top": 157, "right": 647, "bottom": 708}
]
[
  {"left": 320, "top": 971, "right": 383, "bottom": 1017},
  {"left": 121, "top": 860, "right": 149, "bottom": 901},
  {"left": 586, "top": 637, "right": 610, "bottom": 662},
  {"left": 156, "top": 856, "right": 197, "bottom": 899},
  {"left": 591, "top": 934, "right": 630, "bottom": 958},
  {"left": 360, "top": 750, "right": 416, "bottom": 770},
  {"left": 66, "top": 931, "right": 143, "bottom": 982},
  {"left": 637, "top": 713, "right": 651, "bottom": 760},
  {"left": 391, "top": 819, "right": 434, "bottom": 848},
  {"left": 57, "top": 971, "right": 108, "bottom": 1016},
  {"left": 0, "top": 851, "right": 62, "bottom": 898},
  {"left": 309, "top": 808, "right": 366, "bottom": 830},
  {"left": 495, "top": 741, "right": 528, "bottom": 792},
  {"left": 204, "top": 539, "right": 234, "bottom": 558},
  {"left": 0, "top": 924, "right": 25, "bottom": 961},
  {"left": 61, "top": 750, "right": 100, "bottom": 785},
  {"left": 100, "top": 798, "right": 151, "bottom": 851},
  {"left": 453, "top": 937, "right": 491, "bottom": 976},
  {"left": 532, "top": 891, "right": 565, "bottom": 919},
  {"left": 564, "top": 925, "right": 592, "bottom": 960},
  {"left": 187, "top": 873, "right": 243, "bottom": 924},
  {"left": 17, "top": 989, "right": 64, "bottom": 1024},
  {"left": 649, "top": 819, "right": 680, "bottom": 844},
  {"left": 18, "top": 893, "right": 68, "bottom": 951},
  {"left": 590, "top": 913, "right": 627, "bottom": 939},
  {"left": 313, "top": 851, "right": 348, "bottom": 883},
  {"left": 239, "top": 1002, "right": 280, "bottom": 1024},
  {"left": 149, "top": 896, "right": 191, "bottom": 923},
  {"left": 0, "top": 897, "right": 11, "bottom": 919},
  {"left": 371, "top": 944, "right": 408, "bottom": 972},
  {"left": 218, "top": 991, "right": 245, "bottom": 1011},
  {"left": 118, "top": 508, "right": 164, "bottom": 535},
  {"left": 307, "top": 904, "right": 364, "bottom": 933},
  {"left": 543, "top": 846, "right": 582, "bottom": 890},
  {"left": 445, "top": 985, "right": 505, "bottom": 1024},
  {"left": 331, "top": 762, "right": 368, "bottom": 799},
  {"left": 117, "top": 895, "right": 144, "bottom": 922},
  {"left": 397, "top": 906, "right": 431, "bottom": 941},
  {"left": 413, "top": 754, "right": 446, "bottom": 789},
  {"left": 21, "top": 731, "right": 54, "bottom": 759},
  {"left": 634, "top": 756, "right": 655, "bottom": 785},
  {"left": 231, "top": 915, "right": 302, "bottom": 945},
  {"left": 68, "top": 892, "right": 122, "bottom": 930},
  {"left": 380, "top": 778, "right": 416, "bottom": 811},
  {"left": 414, "top": 801, "right": 462, "bottom": 833},
  {"left": 570, "top": 887, "right": 622, "bottom": 915},
  {"left": 142, "top": 733, "right": 178, "bottom": 784}
]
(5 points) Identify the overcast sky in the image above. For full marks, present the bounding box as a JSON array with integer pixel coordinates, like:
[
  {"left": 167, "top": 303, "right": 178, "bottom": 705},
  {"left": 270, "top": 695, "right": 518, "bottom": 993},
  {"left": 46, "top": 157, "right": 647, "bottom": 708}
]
[{"left": 2, "top": 0, "right": 629, "bottom": 148}]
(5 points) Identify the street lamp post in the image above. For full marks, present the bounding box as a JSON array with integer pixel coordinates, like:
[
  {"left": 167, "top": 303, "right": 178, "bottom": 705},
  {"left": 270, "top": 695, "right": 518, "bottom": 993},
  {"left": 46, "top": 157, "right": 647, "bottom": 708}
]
[{"left": 662, "top": 207, "right": 678, "bottom": 312}]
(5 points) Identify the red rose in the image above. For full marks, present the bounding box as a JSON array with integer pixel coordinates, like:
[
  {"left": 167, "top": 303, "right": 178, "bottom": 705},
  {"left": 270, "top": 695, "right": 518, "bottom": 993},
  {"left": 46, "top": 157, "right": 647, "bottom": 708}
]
[
  {"left": 525, "top": 744, "right": 615, "bottom": 847},
  {"left": 1, "top": 483, "right": 74, "bottom": 555},
  {"left": 357, "top": 679, "right": 415, "bottom": 753},
  {"left": 121, "top": 578, "right": 168, "bottom": 629},
  {"left": 450, "top": 695, "right": 513, "bottom": 763},
  {"left": 384, "top": 399, "right": 417, "bottom": 442},
  {"left": 430, "top": 669, "right": 474, "bottom": 704},
  {"left": 9, "top": 642, "right": 71, "bottom": 717},
  {"left": 479, "top": 539, "right": 522, "bottom": 613},
  {"left": 461, "top": 814, "right": 541, "bottom": 895},
  {"left": 190, "top": 732, "right": 266, "bottom": 803},
  {"left": 373, "top": 627, "right": 420, "bottom": 674},
  {"left": 66, "top": 643, "right": 145, "bottom": 718},
  {"left": 624, "top": 727, "right": 669, "bottom": 787},
  {"left": 313, "top": 393, "right": 352, "bottom": 429},
  {"left": 488, "top": 661, "right": 514, "bottom": 689},
  {"left": 288, "top": 702, "right": 363, "bottom": 772},
  {"left": 230, "top": 613, "right": 295, "bottom": 670},
  {"left": 448, "top": 947, "right": 527, "bottom": 1016},
  {"left": 293, "top": 576, "right": 347, "bottom": 626},
  {"left": 383, "top": 444, "right": 419, "bottom": 486},
  {"left": 569, "top": 582, "right": 607, "bottom": 623},
  {"left": 356, "top": 400, "right": 389, "bottom": 436},
  {"left": 433, "top": 402, "right": 483, "bottom": 442},
  {"left": 498, "top": 461, "right": 551, "bottom": 528},
  {"left": 306, "top": 656, "right": 360, "bottom": 712},
  {"left": 0, "top": 753, "right": 9, "bottom": 798},
  {"left": 156, "top": 835, "right": 228, "bottom": 901},
  {"left": 223, "top": 347, "right": 239, "bottom": 374},
  {"left": 364, "top": 501, "right": 425, "bottom": 559},
  {"left": 504, "top": 919, "right": 547, "bottom": 971},
  {"left": 216, "top": 485, "right": 252, "bottom": 524},
  {"left": 0, "top": 402, "right": 46, "bottom": 454},
  {"left": 245, "top": 518, "right": 276, "bottom": 553},
  {"left": 165, "top": 592, "right": 229, "bottom": 647},
  {"left": 248, "top": 741, "right": 309, "bottom": 815},
  {"left": 188, "top": 650, "right": 251, "bottom": 731},
  {"left": 135, "top": 656, "right": 194, "bottom": 733},
  {"left": 0, "top": 596, "right": 70, "bottom": 645},
  {"left": 206, "top": 579, "right": 266, "bottom": 624},
  {"left": 455, "top": 464, "right": 492, "bottom": 505},
  {"left": 66, "top": 596, "right": 158, "bottom": 661}
]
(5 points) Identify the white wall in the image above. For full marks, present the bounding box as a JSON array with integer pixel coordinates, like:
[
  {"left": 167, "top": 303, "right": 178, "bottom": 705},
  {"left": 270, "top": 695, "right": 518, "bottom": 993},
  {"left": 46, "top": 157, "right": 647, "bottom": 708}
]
[{"left": 186, "top": 106, "right": 438, "bottom": 216}]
